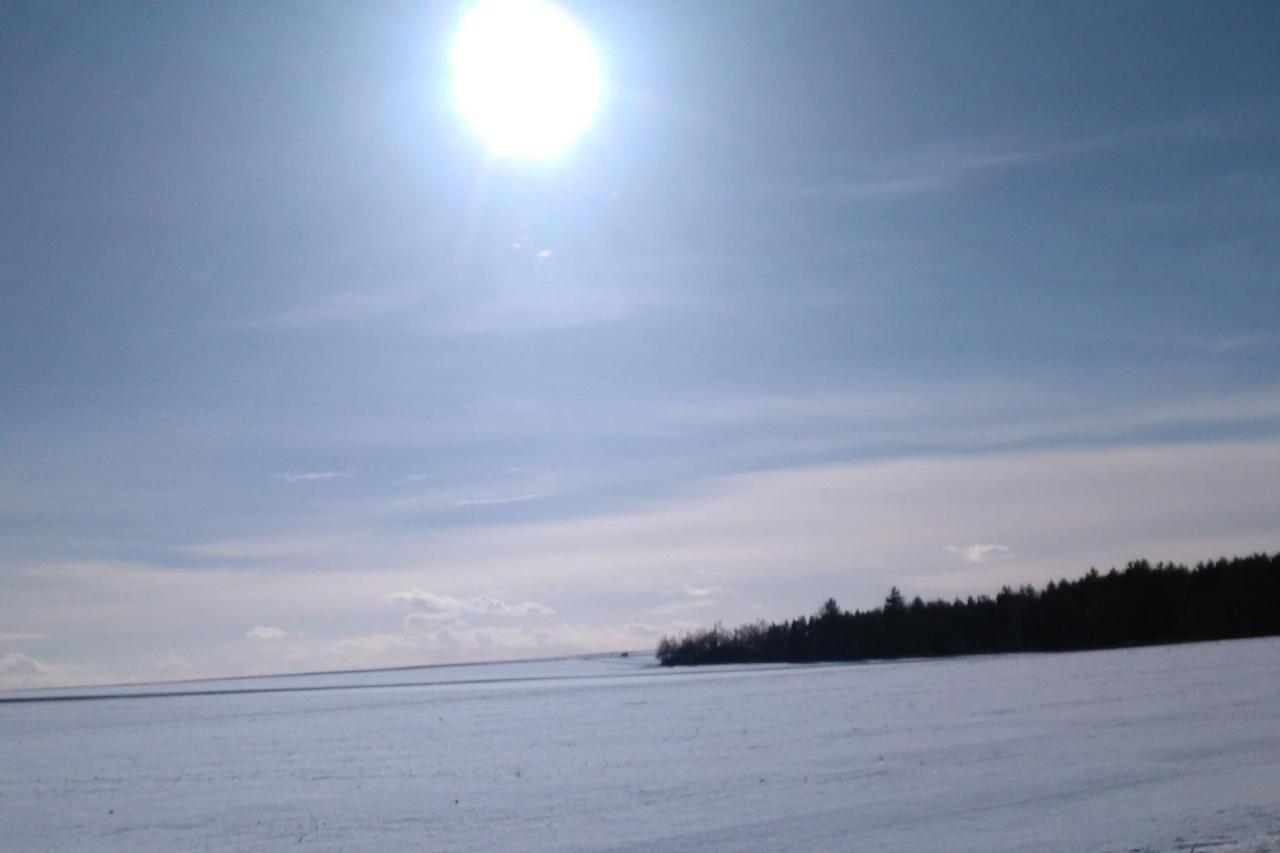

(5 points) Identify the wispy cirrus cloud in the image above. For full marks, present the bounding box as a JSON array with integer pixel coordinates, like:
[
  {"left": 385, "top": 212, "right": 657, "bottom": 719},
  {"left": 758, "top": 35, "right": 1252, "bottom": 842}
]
[
  {"left": 452, "top": 493, "right": 548, "bottom": 508},
  {"left": 245, "top": 288, "right": 425, "bottom": 331},
  {"left": 774, "top": 111, "right": 1266, "bottom": 204},
  {"left": 647, "top": 383, "right": 1280, "bottom": 465},
  {"left": 272, "top": 469, "right": 354, "bottom": 484},
  {"left": 769, "top": 129, "right": 1138, "bottom": 202},
  {"left": 1192, "top": 333, "right": 1275, "bottom": 355},
  {"left": 240, "top": 259, "right": 668, "bottom": 338}
]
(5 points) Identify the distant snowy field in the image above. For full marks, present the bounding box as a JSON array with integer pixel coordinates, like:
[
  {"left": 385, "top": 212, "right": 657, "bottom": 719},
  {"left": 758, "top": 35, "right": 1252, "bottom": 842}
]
[{"left": 3, "top": 639, "right": 1279, "bottom": 852}]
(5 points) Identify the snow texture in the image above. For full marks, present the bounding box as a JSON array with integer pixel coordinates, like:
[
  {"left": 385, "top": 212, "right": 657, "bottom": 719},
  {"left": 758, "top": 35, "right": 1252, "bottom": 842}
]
[{"left": 2, "top": 638, "right": 1279, "bottom": 852}]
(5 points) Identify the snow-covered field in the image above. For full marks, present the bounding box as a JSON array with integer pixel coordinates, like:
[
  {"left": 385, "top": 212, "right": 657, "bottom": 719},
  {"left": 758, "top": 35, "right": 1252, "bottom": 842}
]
[{"left": 3, "top": 638, "right": 1279, "bottom": 852}]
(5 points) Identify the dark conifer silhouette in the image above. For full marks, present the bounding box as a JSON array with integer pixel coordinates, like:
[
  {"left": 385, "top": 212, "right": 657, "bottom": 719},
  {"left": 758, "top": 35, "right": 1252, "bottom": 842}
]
[{"left": 655, "top": 552, "right": 1280, "bottom": 666}]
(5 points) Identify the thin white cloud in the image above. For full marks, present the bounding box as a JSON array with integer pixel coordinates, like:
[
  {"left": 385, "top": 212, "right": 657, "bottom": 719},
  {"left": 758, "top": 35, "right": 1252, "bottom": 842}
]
[
  {"left": 246, "top": 288, "right": 423, "bottom": 331},
  {"left": 0, "top": 633, "right": 48, "bottom": 643},
  {"left": 448, "top": 284, "right": 649, "bottom": 335},
  {"left": 947, "top": 544, "right": 1015, "bottom": 564},
  {"left": 0, "top": 649, "right": 112, "bottom": 690},
  {"left": 646, "top": 585, "right": 735, "bottom": 616},
  {"left": 0, "top": 651, "right": 48, "bottom": 675},
  {"left": 453, "top": 493, "right": 547, "bottom": 507},
  {"left": 402, "top": 611, "right": 457, "bottom": 631},
  {"left": 246, "top": 625, "right": 290, "bottom": 641},
  {"left": 785, "top": 109, "right": 1271, "bottom": 207},
  {"left": 152, "top": 653, "right": 203, "bottom": 680},
  {"left": 389, "top": 589, "right": 555, "bottom": 620},
  {"left": 649, "top": 383, "right": 1280, "bottom": 465},
  {"left": 772, "top": 117, "right": 1241, "bottom": 205},
  {"left": 240, "top": 256, "right": 668, "bottom": 338},
  {"left": 273, "top": 470, "right": 354, "bottom": 484},
  {"left": 1194, "top": 333, "right": 1274, "bottom": 354},
  {"left": 771, "top": 132, "right": 1135, "bottom": 202},
  {"left": 325, "top": 620, "right": 657, "bottom": 670},
  {"left": 682, "top": 585, "right": 733, "bottom": 598}
]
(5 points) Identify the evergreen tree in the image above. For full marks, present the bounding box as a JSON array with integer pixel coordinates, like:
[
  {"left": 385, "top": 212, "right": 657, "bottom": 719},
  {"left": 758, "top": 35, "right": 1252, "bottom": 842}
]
[{"left": 655, "top": 553, "right": 1280, "bottom": 666}]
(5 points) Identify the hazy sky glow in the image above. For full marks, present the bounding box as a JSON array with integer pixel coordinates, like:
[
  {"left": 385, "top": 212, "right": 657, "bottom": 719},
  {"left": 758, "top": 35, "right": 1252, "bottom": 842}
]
[{"left": 2, "top": 1, "right": 1279, "bottom": 687}]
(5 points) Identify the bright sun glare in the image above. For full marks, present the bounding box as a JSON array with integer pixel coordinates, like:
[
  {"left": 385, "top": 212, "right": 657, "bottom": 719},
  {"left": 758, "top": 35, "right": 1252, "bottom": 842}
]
[{"left": 451, "top": 0, "right": 603, "bottom": 160}]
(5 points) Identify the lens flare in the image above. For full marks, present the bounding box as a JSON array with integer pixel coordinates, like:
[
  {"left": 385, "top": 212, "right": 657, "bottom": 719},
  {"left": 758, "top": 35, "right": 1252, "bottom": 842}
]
[{"left": 451, "top": 0, "right": 603, "bottom": 160}]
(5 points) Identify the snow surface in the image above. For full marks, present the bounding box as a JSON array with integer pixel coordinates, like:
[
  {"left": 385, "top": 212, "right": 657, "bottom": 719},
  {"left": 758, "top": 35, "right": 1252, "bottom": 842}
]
[{"left": 3, "top": 638, "right": 1279, "bottom": 852}]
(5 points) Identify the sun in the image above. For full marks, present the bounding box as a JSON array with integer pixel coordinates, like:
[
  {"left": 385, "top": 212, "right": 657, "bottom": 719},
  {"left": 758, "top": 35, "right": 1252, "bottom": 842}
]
[{"left": 451, "top": 0, "right": 603, "bottom": 160}]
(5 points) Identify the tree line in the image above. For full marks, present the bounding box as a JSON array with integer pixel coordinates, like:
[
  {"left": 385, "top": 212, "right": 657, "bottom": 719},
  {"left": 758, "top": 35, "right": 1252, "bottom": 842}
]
[{"left": 655, "top": 552, "right": 1280, "bottom": 666}]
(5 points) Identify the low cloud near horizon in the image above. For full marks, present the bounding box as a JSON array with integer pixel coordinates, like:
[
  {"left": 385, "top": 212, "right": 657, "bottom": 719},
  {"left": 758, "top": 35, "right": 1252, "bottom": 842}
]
[
  {"left": 246, "top": 626, "right": 292, "bottom": 641},
  {"left": 4, "top": 437, "right": 1278, "bottom": 688},
  {"left": 947, "top": 544, "right": 1015, "bottom": 564},
  {"left": 389, "top": 589, "right": 556, "bottom": 622}
]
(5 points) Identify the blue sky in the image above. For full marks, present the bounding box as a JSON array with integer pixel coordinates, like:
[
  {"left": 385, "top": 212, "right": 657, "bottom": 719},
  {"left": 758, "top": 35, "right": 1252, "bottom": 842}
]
[{"left": 3, "top": 0, "right": 1279, "bottom": 686}]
